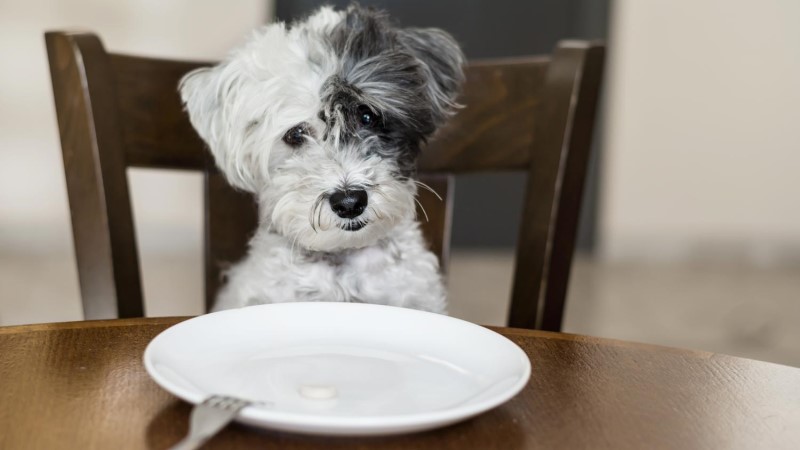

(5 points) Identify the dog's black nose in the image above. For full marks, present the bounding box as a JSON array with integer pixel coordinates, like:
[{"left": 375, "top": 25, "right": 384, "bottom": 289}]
[{"left": 329, "top": 189, "right": 368, "bottom": 219}]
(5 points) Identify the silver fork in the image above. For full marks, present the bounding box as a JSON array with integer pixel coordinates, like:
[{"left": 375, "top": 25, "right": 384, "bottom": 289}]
[{"left": 170, "top": 395, "right": 252, "bottom": 450}]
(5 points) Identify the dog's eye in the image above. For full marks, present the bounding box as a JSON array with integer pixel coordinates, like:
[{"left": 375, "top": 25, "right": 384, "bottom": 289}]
[
  {"left": 357, "top": 105, "right": 379, "bottom": 128},
  {"left": 282, "top": 125, "right": 307, "bottom": 147}
]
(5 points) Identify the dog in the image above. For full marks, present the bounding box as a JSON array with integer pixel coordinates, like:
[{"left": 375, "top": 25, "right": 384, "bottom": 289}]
[{"left": 179, "top": 4, "right": 464, "bottom": 313}]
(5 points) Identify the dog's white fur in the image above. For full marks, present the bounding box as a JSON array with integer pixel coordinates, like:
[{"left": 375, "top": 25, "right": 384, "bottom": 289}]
[{"left": 180, "top": 6, "right": 463, "bottom": 313}]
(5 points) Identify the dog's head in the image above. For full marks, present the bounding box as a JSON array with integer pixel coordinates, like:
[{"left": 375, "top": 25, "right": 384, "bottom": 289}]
[{"left": 180, "top": 5, "right": 464, "bottom": 252}]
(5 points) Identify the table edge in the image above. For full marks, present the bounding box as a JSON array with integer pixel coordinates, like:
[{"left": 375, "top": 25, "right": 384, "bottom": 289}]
[{"left": 2, "top": 316, "right": 797, "bottom": 370}]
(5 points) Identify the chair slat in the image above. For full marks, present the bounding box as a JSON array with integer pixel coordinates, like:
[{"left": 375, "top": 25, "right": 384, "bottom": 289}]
[
  {"left": 110, "top": 54, "right": 209, "bottom": 169},
  {"left": 419, "top": 57, "right": 549, "bottom": 173}
]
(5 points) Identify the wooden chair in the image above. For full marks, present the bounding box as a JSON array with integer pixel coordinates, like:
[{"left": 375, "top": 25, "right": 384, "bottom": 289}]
[{"left": 46, "top": 31, "right": 603, "bottom": 331}]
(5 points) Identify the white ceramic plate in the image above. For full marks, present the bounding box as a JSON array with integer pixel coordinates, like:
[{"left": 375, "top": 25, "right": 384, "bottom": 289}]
[{"left": 144, "top": 302, "right": 531, "bottom": 436}]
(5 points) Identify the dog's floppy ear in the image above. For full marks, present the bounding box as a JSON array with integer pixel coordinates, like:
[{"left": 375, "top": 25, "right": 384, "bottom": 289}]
[
  {"left": 179, "top": 66, "right": 221, "bottom": 150},
  {"left": 180, "top": 65, "right": 259, "bottom": 192},
  {"left": 399, "top": 27, "right": 465, "bottom": 126}
]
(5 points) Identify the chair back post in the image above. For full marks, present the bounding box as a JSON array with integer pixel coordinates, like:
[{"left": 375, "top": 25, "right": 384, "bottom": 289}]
[
  {"left": 203, "top": 165, "right": 259, "bottom": 312},
  {"left": 46, "top": 31, "right": 144, "bottom": 319},
  {"left": 508, "top": 41, "right": 605, "bottom": 331}
]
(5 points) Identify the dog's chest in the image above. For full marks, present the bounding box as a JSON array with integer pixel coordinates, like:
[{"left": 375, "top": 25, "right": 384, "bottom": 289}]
[
  {"left": 224, "top": 225, "right": 445, "bottom": 312},
  {"left": 299, "top": 245, "right": 400, "bottom": 297}
]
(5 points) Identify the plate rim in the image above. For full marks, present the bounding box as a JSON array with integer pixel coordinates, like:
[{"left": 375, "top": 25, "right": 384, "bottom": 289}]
[{"left": 143, "top": 302, "right": 531, "bottom": 433}]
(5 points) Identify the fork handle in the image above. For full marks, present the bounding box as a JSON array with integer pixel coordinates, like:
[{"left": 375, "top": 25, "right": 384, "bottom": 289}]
[
  {"left": 170, "top": 434, "right": 210, "bottom": 450},
  {"left": 168, "top": 415, "right": 236, "bottom": 450}
]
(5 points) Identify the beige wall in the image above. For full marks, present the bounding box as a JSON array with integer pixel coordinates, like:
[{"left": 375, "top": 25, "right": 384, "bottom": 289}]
[
  {"left": 0, "top": 0, "right": 271, "bottom": 323},
  {"left": 0, "top": 0, "right": 270, "bottom": 255},
  {"left": 602, "top": 0, "right": 800, "bottom": 263}
]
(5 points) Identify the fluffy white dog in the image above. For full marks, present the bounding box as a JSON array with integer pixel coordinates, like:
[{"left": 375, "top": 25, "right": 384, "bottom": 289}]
[{"left": 180, "top": 4, "right": 464, "bottom": 313}]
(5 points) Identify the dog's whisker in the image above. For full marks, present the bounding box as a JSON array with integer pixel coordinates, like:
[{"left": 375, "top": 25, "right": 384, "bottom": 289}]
[
  {"left": 413, "top": 197, "right": 430, "bottom": 223},
  {"left": 372, "top": 186, "right": 389, "bottom": 202},
  {"left": 368, "top": 206, "right": 384, "bottom": 220},
  {"left": 310, "top": 201, "right": 318, "bottom": 232},
  {"left": 309, "top": 195, "right": 326, "bottom": 233},
  {"left": 309, "top": 204, "right": 318, "bottom": 233},
  {"left": 317, "top": 197, "right": 326, "bottom": 231},
  {"left": 413, "top": 180, "right": 443, "bottom": 201},
  {"left": 319, "top": 211, "right": 330, "bottom": 231}
]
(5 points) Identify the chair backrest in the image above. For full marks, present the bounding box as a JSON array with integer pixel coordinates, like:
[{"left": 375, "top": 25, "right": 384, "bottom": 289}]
[{"left": 46, "top": 31, "right": 603, "bottom": 331}]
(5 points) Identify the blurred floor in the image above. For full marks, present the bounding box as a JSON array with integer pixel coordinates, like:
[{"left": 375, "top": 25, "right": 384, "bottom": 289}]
[
  {"left": 1, "top": 249, "right": 798, "bottom": 367},
  {"left": 449, "top": 251, "right": 800, "bottom": 368}
]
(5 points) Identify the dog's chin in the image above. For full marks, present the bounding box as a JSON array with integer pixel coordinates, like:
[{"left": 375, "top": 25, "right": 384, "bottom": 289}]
[
  {"left": 292, "top": 221, "right": 388, "bottom": 252},
  {"left": 340, "top": 220, "right": 367, "bottom": 232}
]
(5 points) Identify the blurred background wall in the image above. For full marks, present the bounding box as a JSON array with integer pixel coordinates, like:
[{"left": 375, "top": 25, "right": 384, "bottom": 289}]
[
  {"left": 603, "top": 0, "right": 800, "bottom": 264},
  {"left": 1, "top": 0, "right": 798, "bottom": 365},
  {"left": 0, "top": 0, "right": 270, "bottom": 322},
  {"left": 0, "top": 0, "right": 270, "bottom": 256}
]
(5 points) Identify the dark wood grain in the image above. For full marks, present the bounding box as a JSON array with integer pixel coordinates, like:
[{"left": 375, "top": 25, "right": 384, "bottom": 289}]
[
  {"left": 535, "top": 43, "right": 605, "bottom": 331},
  {"left": 46, "top": 30, "right": 604, "bottom": 331},
  {"left": 46, "top": 32, "right": 144, "bottom": 319},
  {"left": 203, "top": 167, "right": 259, "bottom": 312},
  {"left": 1, "top": 318, "right": 799, "bottom": 449},
  {"left": 508, "top": 42, "right": 605, "bottom": 331},
  {"left": 418, "top": 57, "right": 548, "bottom": 173},
  {"left": 110, "top": 54, "right": 209, "bottom": 170}
]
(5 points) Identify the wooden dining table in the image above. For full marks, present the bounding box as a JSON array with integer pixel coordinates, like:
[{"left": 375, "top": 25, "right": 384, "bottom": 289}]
[{"left": 1, "top": 317, "right": 799, "bottom": 449}]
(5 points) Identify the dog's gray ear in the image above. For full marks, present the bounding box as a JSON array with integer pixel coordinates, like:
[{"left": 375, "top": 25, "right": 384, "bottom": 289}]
[{"left": 399, "top": 27, "right": 465, "bottom": 125}]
